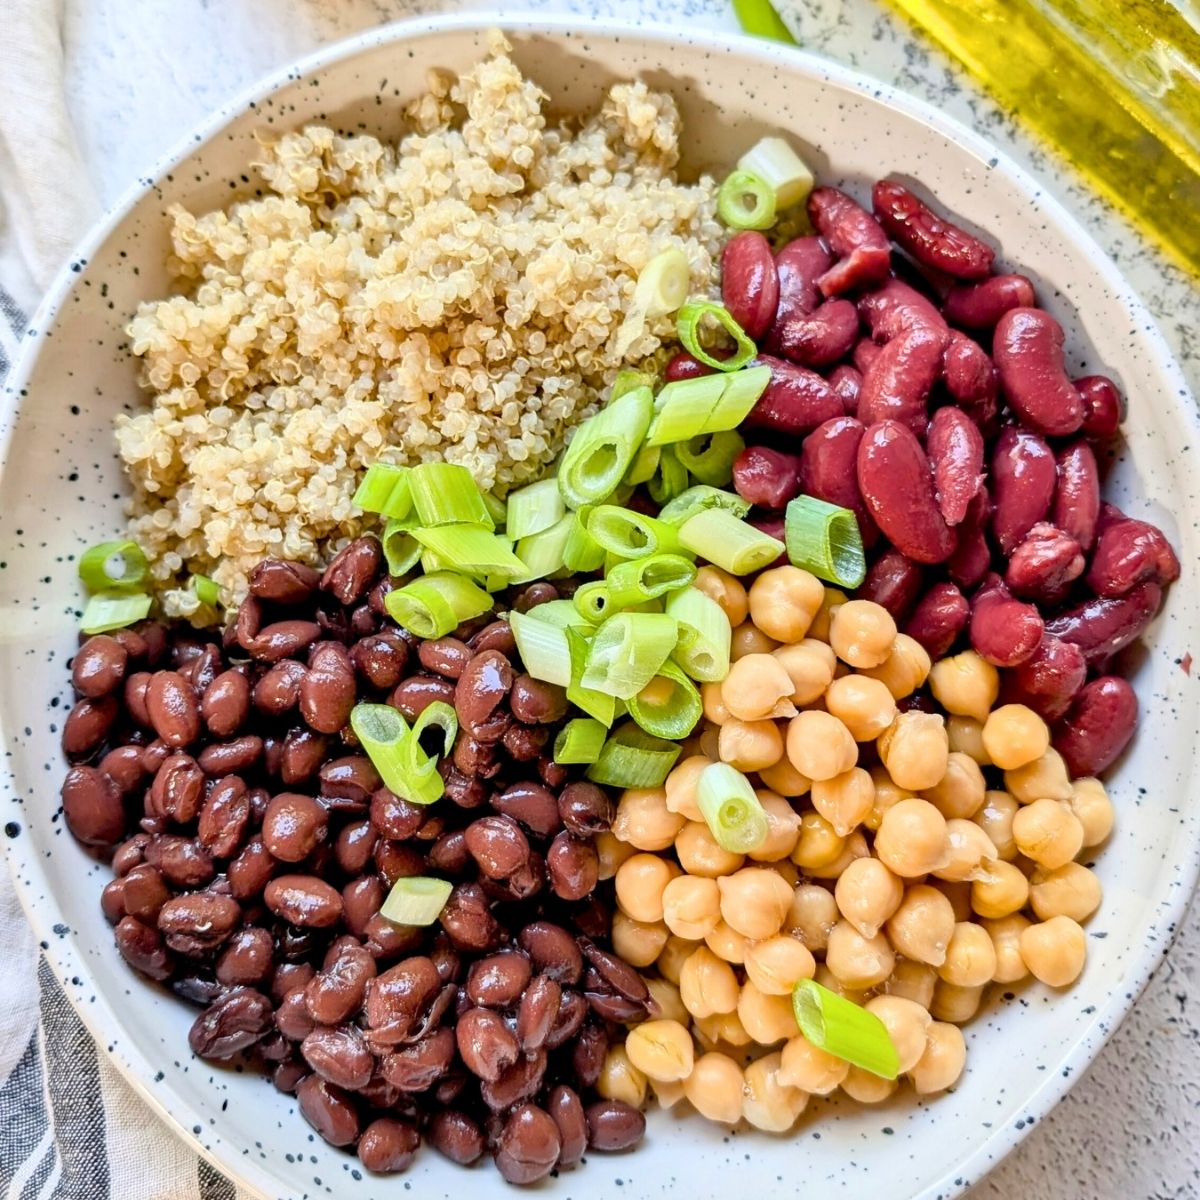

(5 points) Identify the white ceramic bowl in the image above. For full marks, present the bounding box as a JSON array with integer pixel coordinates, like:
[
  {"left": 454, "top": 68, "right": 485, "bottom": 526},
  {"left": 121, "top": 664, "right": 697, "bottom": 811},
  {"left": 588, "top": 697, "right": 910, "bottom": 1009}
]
[{"left": 2, "top": 15, "right": 1198, "bottom": 1200}]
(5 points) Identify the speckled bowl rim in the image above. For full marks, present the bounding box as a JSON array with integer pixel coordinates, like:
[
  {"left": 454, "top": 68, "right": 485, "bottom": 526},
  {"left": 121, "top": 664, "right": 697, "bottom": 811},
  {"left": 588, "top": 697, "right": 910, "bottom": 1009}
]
[{"left": 2, "top": 12, "right": 1198, "bottom": 1200}]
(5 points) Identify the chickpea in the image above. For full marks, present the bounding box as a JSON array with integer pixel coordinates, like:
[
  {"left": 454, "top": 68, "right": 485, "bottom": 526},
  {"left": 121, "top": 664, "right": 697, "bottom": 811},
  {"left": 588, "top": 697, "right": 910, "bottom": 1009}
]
[
  {"left": 875, "top": 798, "right": 948, "bottom": 878},
  {"left": 693, "top": 1009, "right": 752, "bottom": 1049},
  {"left": 814, "top": 963, "right": 870, "bottom": 1006},
  {"left": 946, "top": 715, "right": 993, "bottom": 766},
  {"left": 864, "top": 767, "right": 914, "bottom": 832},
  {"left": 650, "top": 1076, "right": 686, "bottom": 1108},
  {"left": 704, "top": 919, "right": 749, "bottom": 964},
  {"left": 786, "top": 883, "right": 839, "bottom": 952},
  {"left": 675, "top": 821, "right": 744, "bottom": 880},
  {"left": 909, "top": 1022, "right": 967, "bottom": 1094},
  {"left": 825, "top": 920, "right": 895, "bottom": 990},
  {"left": 931, "top": 980, "right": 984, "bottom": 1024},
  {"left": 1029, "top": 862, "right": 1102, "bottom": 923},
  {"left": 662, "top": 875, "right": 722, "bottom": 941},
  {"left": 748, "top": 790, "right": 803, "bottom": 862},
  {"left": 702, "top": 682, "right": 731, "bottom": 725},
  {"left": 595, "top": 831, "right": 636, "bottom": 880},
  {"left": 971, "top": 860, "right": 1030, "bottom": 919},
  {"left": 883, "top": 959, "right": 938, "bottom": 1009},
  {"left": 983, "top": 915, "right": 1031, "bottom": 984},
  {"left": 934, "top": 878, "right": 973, "bottom": 921},
  {"left": 878, "top": 711, "right": 949, "bottom": 792},
  {"left": 786, "top": 710, "right": 858, "bottom": 781},
  {"left": 737, "top": 980, "right": 800, "bottom": 1045},
  {"left": 721, "top": 653, "right": 797, "bottom": 722},
  {"left": 749, "top": 565, "right": 825, "bottom": 643},
  {"left": 1005, "top": 747, "right": 1072, "bottom": 805},
  {"left": 981, "top": 704, "right": 1050, "bottom": 770},
  {"left": 694, "top": 566, "right": 749, "bottom": 627},
  {"left": 773, "top": 859, "right": 800, "bottom": 887},
  {"left": 772, "top": 641, "right": 836, "bottom": 706},
  {"left": 830, "top": 599, "right": 897, "bottom": 669},
  {"left": 1068, "top": 778, "right": 1115, "bottom": 847},
  {"left": 927, "top": 651, "right": 999, "bottom": 722},
  {"left": 861, "top": 633, "right": 931, "bottom": 699},
  {"left": 645, "top": 976, "right": 689, "bottom": 1025},
  {"left": 664, "top": 755, "right": 709, "bottom": 821},
  {"left": 866, "top": 995, "right": 933, "bottom": 1073},
  {"left": 615, "top": 853, "right": 680, "bottom": 923},
  {"left": 759, "top": 756, "right": 812, "bottom": 798},
  {"left": 744, "top": 935, "right": 816, "bottom": 995},
  {"left": 841, "top": 1067, "right": 897, "bottom": 1104},
  {"left": 937, "top": 921, "right": 997, "bottom": 988},
  {"left": 886, "top": 884, "right": 956, "bottom": 967},
  {"left": 779, "top": 1034, "right": 849, "bottom": 1094},
  {"left": 791, "top": 811, "right": 847, "bottom": 870},
  {"left": 612, "top": 912, "right": 671, "bottom": 968},
  {"left": 811, "top": 767, "right": 875, "bottom": 838},
  {"left": 834, "top": 857, "right": 904, "bottom": 939},
  {"left": 731, "top": 621, "right": 779, "bottom": 661},
  {"left": 717, "top": 867, "right": 794, "bottom": 940},
  {"left": 679, "top": 946, "right": 739, "bottom": 1018},
  {"left": 657, "top": 935, "right": 697, "bottom": 985},
  {"left": 973, "top": 789, "right": 1019, "bottom": 861},
  {"left": 717, "top": 718, "right": 784, "bottom": 774},
  {"left": 625, "top": 1018, "right": 695, "bottom": 1082},
  {"left": 922, "top": 752, "right": 986, "bottom": 820},
  {"left": 1012, "top": 798, "right": 1084, "bottom": 869},
  {"left": 683, "top": 1052, "right": 744, "bottom": 1124},
  {"left": 742, "top": 1052, "right": 808, "bottom": 1132},
  {"left": 597, "top": 1045, "right": 647, "bottom": 1107},
  {"left": 808, "top": 586, "right": 847, "bottom": 642},
  {"left": 806, "top": 829, "right": 869, "bottom": 881},
  {"left": 933, "top": 818, "right": 999, "bottom": 883},
  {"left": 612, "top": 787, "right": 685, "bottom": 851},
  {"left": 824, "top": 674, "right": 897, "bottom": 742}
]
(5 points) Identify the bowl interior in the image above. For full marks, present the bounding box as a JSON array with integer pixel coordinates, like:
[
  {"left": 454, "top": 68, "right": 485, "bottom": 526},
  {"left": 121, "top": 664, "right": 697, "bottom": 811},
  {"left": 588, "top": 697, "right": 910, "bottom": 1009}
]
[{"left": 2, "top": 18, "right": 1198, "bottom": 1200}]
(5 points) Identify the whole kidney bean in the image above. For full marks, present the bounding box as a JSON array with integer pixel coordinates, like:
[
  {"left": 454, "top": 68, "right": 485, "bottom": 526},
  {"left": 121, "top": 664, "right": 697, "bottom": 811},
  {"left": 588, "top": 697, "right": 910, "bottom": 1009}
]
[
  {"left": 517, "top": 975, "right": 561, "bottom": 1053},
  {"left": 440, "top": 883, "right": 502, "bottom": 952},
  {"left": 969, "top": 574, "right": 1044, "bottom": 667},
  {"left": 465, "top": 815, "right": 530, "bottom": 880},
  {"left": 942, "top": 331, "right": 999, "bottom": 433},
  {"left": 993, "top": 308, "right": 1085, "bottom": 436},
  {"left": 1053, "top": 675, "right": 1138, "bottom": 778},
  {"left": 861, "top": 549, "right": 924, "bottom": 623},
  {"left": 1076, "top": 374, "right": 1125, "bottom": 439},
  {"left": 1052, "top": 439, "right": 1101, "bottom": 552},
  {"left": 456, "top": 1006, "right": 520, "bottom": 1082},
  {"left": 509, "top": 675, "right": 568, "bottom": 725},
  {"left": 300, "top": 642, "right": 356, "bottom": 734},
  {"left": 904, "top": 582, "right": 969, "bottom": 658},
  {"left": 248, "top": 558, "right": 320, "bottom": 605},
  {"left": 296, "top": 1075, "right": 361, "bottom": 1148},
  {"left": 264, "top": 875, "right": 343, "bottom": 928},
  {"left": 797, "top": 415, "right": 877, "bottom": 545},
  {"left": 428, "top": 1110, "right": 485, "bottom": 1165},
  {"left": 199, "top": 670, "right": 250, "bottom": 739},
  {"left": 100, "top": 745, "right": 146, "bottom": 795},
  {"left": 146, "top": 835, "right": 215, "bottom": 888},
  {"left": 188, "top": 988, "right": 273, "bottom": 1060},
  {"left": 62, "top": 695, "right": 119, "bottom": 759},
  {"left": 196, "top": 776, "right": 250, "bottom": 859},
  {"left": 249, "top": 621, "right": 322, "bottom": 665},
  {"left": 321, "top": 536, "right": 382, "bottom": 605},
  {"left": 807, "top": 186, "right": 892, "bottom": 296},
  {"left": 858, "top": 278, "right": 948, "bottom": 344},
  {"left": 1006, "top": 522, "right": 1085, "bottom": 605},
  {"left": 262, "top": 793, "right": 328, "bottom": 863},
  {"left": 774, "top": 298, "right": 860, "bottom": 368},
  {"left": 872, "top": 179, "right": 994, "bottom": 278},
  {"left": 1045, "top": 581, "right": 1163, "bottom": 666},
  {"left": 557, "top": 781, "right": 614, "bottom": 836},
  {"left": 549, "top": 1085, "right": 589, "bottom": 1168},
  {"left": 1085, "top": 511, "right": 1180, "bottom": 597},
  {"left": 121, "top": 864, "right": 170, "bottom": 924},
  {"left": 101, "top": 878, "right": 127, "bottom": 924},
  {"left": 466, "top": 951, "right": 532, "bottom": 1008},
  {"left": 858, "top": 420, "right": 955, "bottom": 563},
  {"left": 341, "top": 875, "right": 385, "bottom": 940},
  {"left": 495, "top": 1104, "right": 561, "bottom": 1185},
  {"left": 732, "top": 445, "right": 803, "bottom": 510},
  {"left": 148, "top": 753, "right": 205, "bottom": 824},
  {"left": 72, "top": 635, "right": 129, "bottom": 699},
  {"left": 586, "top": 1100, "right": 646, "bottom": 1152},
  {"left": 547, "top": 833, "right": 599, "bottom": 901},
  {"left": 743, "top": 354, "right": 844, "bottom": 436},
  {"left": 664, "top": 351, "right": 717, "bottom": 382},
  {"left": 351, "top": 632, "right": 410, "bottom": 691},
  {"left": 927, "top": 406, "right": 984, "bottom": 527},
  {"left": 228, "top": 835, "right": 277, "bottom": 901},
  {"left": 427, "top": 829, "right": 471, "bottom": 876},
  {"left": 1000, "top": 635, "right": 1087, "bottom": 721},
  {"left": 991, "top": 426, "right": 1057, "bottom": 554},
  {"left": 943, "top": 273, "right": 1036, "bottom": 330},
  {"left": 453, "top": 651, "right": 514, "bottom": 742},
  {"left": 196, "top": 735, "right": 262, "bottom": 778},
  {"left": 829, "top": 364, "right": 862, "bottom": 414},
  {"left": 358, "top": 1117, "right": 420, "bottom": 1174},
  {"left": 856, "top": 325, "right": 947, "bottom": 435},
  {"left": 143, "top": 671, "right": 201, "bottom": 749},
  {"left": 114, "top": 916, "right": 173, "bottom": 980},
  {"left": 365, "top": 957, "right": 441, "bottom": 1046},
  {"left": 301, "top": 1026, "right": 375, "bottom": 1092},
  {"left": 61, "top": 766, "right": 126, "bottom": 846},
  {"left": 158, "top": 892, "right": 241, "bottom": 955},
  {"left": 481, "top": 1049, "right": 549, "bottom": 1113},
  {"left": 762, "top": 238, "right": 834, "bottom": 356},
  {"left": 721, "top": 230, "right": 780, "bottom": 339},
  {"left": 491, "top": 781, "right": 561, "bottom": 838},
  {"left": 944, "top": 492, "right": 990, "bottom": 589}
]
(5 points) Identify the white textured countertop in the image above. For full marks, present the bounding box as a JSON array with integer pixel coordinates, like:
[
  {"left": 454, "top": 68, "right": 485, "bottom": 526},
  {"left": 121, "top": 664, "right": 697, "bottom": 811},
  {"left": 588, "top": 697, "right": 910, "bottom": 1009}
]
[{"left": 62, "top": 1, "right": 1200, "bottom": 1195}]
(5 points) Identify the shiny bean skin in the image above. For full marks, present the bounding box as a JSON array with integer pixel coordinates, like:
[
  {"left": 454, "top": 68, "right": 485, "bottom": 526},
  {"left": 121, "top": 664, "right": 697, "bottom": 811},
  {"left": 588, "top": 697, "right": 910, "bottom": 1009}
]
[
  {"left": 927, "top": 406, "right": 984, "bottom": 526},
  {"left": 72, "top": 636, "right": 129, "bottom": 698},
  {"left": 861, "top": 549, "right": 924, "bottom": 623},
  {"left": 774, "top": 298, "right": 860, "bottom": 368},
  {"left": 114, "top": 916, "right": 173, "bottom": 980},
  {"left": 492, "top": 781, "right": 562, "bottom": 838},
  {"left": 248, "top": 558, "right": 320, "bottom": 604},
  {"left": 1001, "top": 636, "right": 1088, "bottom": 722},
  {"left": 188, "top": 988, "right": 273, "bottom": 1060},
  {"left": 351, "top": 632, "right": 410, "bottom": 691},
  {"left": 465, "top": 815, "right": 530, "bottom": 880},
  {"left": 197, "top": 776, "right": 251, "bottom": 859},
  {"left": 797, "top": 416, "right": 877, "bottom": 543},
  {"left": 358, "top": 1118, "right": 420, "bottom": 1174},
  {"left": 227, "top": 835, "right": 276, "bottom": 900},
  {"left": 722, "top": 231, "right": 780, "bottom": 339},
  {"left": 158, "top": 891, "right": 241, "bottom": 955},
  {"left": 253, "top": 660, "right": 307, "bottom": 717},
  {"left": 61, "top": 766, "right": 126, "bottom": 846},
  {"left": 904, "top": 583, "right": 969, "bottom": 659},
  {"left": 200, "top": 670, "right": 251, "bottom": 738},
  {"left": 943, "top": 274, "right": 1036, "bottom": 330},
  {"left": 264, "top": 875, "right": 343, "bottom": 928},
  {"left": 197, "top": 735, "right": 263, "bottom": 777},
  {"left": 941, "top": 332, "right": 999, "bottom": 432},
  {"left": 733, "top": 445, "right": 804, "bottom": 510},
  {"left": 300, "top": 642, "right": 357, "bottom": 734},
  {"left": 456, "top": 1006, "right": 520, "bottom": 1082},
  {"left": 547, "top": 832, "right": 600, "bottom": 901},
  {"left": 495, "top": 1104, "right": 561, "bottom": 1185},
  {"left": 769, "top": 237, "right": 832, "bottom": 335},
  {"left": 558, "top": 782, "right": 614, "bottom": 836},
  {"left": 427, "top": 1110, "right": 485, "bottom": 1165},
  {"left": 148, "top": 753, "right": 205, "bottom": 824},
  {"left": 510, "top": 675, "right": 569, "bottom": 724},
  {"left": 454, "top": 651, "right": 514, "bottom": 742},
  {"left": 665, "top": 351, "right": 718, "bottom": 382},
  {"left": 440, "top": 883, "right": 503, "bottom": 953},
  {"left": 248, "top": 620, "right": 321, "bottom": 665},
  {"left": 858, "top": 278, "right": 947, "bottom": 343},
  {"left": 518, "top": 921, "right": 584, "bottom": 985},
  {"left": 144, "top": 835, "right": 215, "bottom": 888},
  {"left": 830, "top": 364, "right": 862, "bottom": 413},
  {"left": 1006, "top": 523, "right": 1086, "bottom": 606},
  {"left": 466, "top": 952, "right": 532, "bottom": 1008},
  {"left": 872, "top": 180, "right": 994, "bottom": 278},
  {"left": 991, "top": 426, "right": 1057, "bottom": 555},
  {"left": 807, "top": 186, "right": 892, "bottom": 296},
  {"left": 1076, "top": 374, "right": 1125, "bottom": 439},
  {"left": 548, "top": 1085, "right": 589, "bottom": 1168},
  {"left": 277, "top": 728, "right": 328, "bottom": 786},
  {"left": 1084, "top": 513, "right": 1180, "bottom": 598},
  {"left": 320, "top": 537, "right": 383, "bottom": 606},
  {"left": 1053, "top": 676, "right": 1137, "bottom": 777},
  {"left": 856, "top": 326, "right": 948, "bottom": 436},
  {"left": 518, "top": 976, "right": 562, "bottom": 1053},
  {"left": 307, "top": 941, "right": 377, "bottom": 1025},
  {"left": 262, "top": 793, "right": 329, "bottom": 863},
  {"left": 947, "top": 491, "right": 992, "bottom": 592},
  {"left": 1044, "top": 581, "right": 1162, "bottom": 667},
  {"left": 855, "top": 338, "right": 883, "bottom": 374},
  {"left": 1052, "top": 440, "right": 1101, "bottom": 552},
  {"left": 744, "top": 355, "right": 845, "bottom": 436},
  {"left": 418, "top": 637, "right": 472, "bottom": 680},
  {"left": 364, "top": 957, "right": 441, "bottom": 1046},
  {"left": 216, "top": 927, "right": 275, "bottom": 987},
  {"left": 100, "top": 745, "right": 146, "bottom": 795},
  {"left": 993, "top": 308, "right": 1085, "bottom": 436},
  {"left": 296, "top": 1075, "right": 361, "bottom": 1148},
  {"left": 300, "top": 1025, "right": 375, "bottom": 1091},
  {"left": 62, "top": 695, "right": 119, "bottom": 757},
  {"left": 121, "top": 864, "right": 170, "bottom": 924},
  {"left": 585, "top": 1099, "right": 646, "bottom": 1151},
  {"left": 101, "top": 878, "right": 127, "bottom": 923},
  {"left": 124, "top": 671, "right": 153, "bottom": 727},
  {"left": 969, "top": 575, "right": 1044, "bottom": 667}
]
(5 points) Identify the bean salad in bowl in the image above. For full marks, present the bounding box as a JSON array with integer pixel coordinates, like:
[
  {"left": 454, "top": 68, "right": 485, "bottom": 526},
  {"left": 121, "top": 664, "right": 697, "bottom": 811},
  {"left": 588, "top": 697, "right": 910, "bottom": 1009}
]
[{"left": 6, "top": 23, "right": 1190, "bottom": 1197}]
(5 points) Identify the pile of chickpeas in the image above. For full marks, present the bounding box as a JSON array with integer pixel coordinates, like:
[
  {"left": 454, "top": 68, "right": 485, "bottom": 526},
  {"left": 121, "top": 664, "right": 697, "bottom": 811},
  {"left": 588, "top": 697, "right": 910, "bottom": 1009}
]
[{"left": 589, "top": 564, "right": 1113, "bottom": 1129}]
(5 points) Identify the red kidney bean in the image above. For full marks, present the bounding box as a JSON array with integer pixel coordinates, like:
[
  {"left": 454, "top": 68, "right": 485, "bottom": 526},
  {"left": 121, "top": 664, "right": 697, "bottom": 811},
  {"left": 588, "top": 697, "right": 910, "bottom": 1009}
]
[
  {"left": 797, "top": 415, "right": 877, "bottom": 544},
  {"left": 857, "top": 420, "right": 955, "bottom": 563},
  {"left": 100, "top": 745, "right": 145, "bottom": 795},
  {"left": 440, "top": 883, "right": 502, "bottom": 952},
  {"left": 857, "top": 325, "right": 947, "bottom": 436},
  {"left": 61, "top": 766, "right": 126, "bottom": 846},
  {"left": 769, "top": 236, "right": 833, "bottom": 333},
  {"left": 122, "top": 864, "right": 170, "bottom": 924},
  {"left": 721, "top": 230, "right": 780, "bottom": 339},
  {"left": 807, "top": 186, "right": 892, "bottom": 296},
  {"left": 358, "top": 1117, "right": 420, "bottom": 1174},
  {"left": 148, "top": 753, "right": 205, "bottom": 824},
  {"left": 743, "top": 354, "right": 844, "bottom": 436},
  {"left": 72, "top": 635, "right": 129, "bottom": 699},
  {"left": 147, "top": 835, "right": 215, "bottom": 889},
  {"left": 1045, "top": 581, "right": 1163, "bottom": 666},
  {"left": 299, "top": 642, "right": 356, "bottom": 734},
  {"left": 664, "top": 351, "right": 718, "bottom": 382},
  {"left": 858, "top": 278, "right": 948, "bottom": 343},
  {"left": 1076, "top": 374, "right": 1125, "bottom": 439},
  {"left": 1052, "top": 439, "right": 1101, "bottom": 552},
  {"left": 114, "top": 916, "right": 173, "bottom": 980},
  {"left": 1000, "top": 635, "right": 1087, "bottom": 721},
  {"left": 1006, "top": 522, "right": 1085, "bottom": 605},
  {"left": 904, "top": 582, "right": 969, "bottom": 658},
  {"left": 732, "top": 445, "right": 803, "bottom": 510},
  {"left": 585, "top": 1100, "right": 646, "bottom": 1151},
  {"left": 264, "top": 875, "right": 342, "bottom": 927},
  {"left": 942, "top": 331, "right": 999, "bottom": 432},
  {"left": 994, "top": 308, "right": 1085, "bottom": 436},
  {"left": 860, "top": 549, "right": 924, "bottom": 623},
  {"left": 1085, "top": 512, "right": 1180, "bottom": 597},
  {"left": 1053, "top": 676, "right": 1138, "bottom": 777},
  {"left": 249, "top": 620, "right": 322, "bottom": 665},
  {"left": 428, "top": 1110, "right": 485, "bottom": 1165},
  {"left": 248, "top": 559, "right": 320, "bottom": 605},
  {"left": 301, "top": 1025, "right": 374, "bottom": 1092},
  {"left": 943, "top": 273, "right": 1036, "bottom": 330},
  {"left": 829, "top": 364, "right": 862, "bottom": 414},
  {"left": 456, "top": 1006, "right": 520, "bottom": 1082},
  {"left": 991, "top": 426, "right": 1056, "bottom": 555},
  {"left": 854, "top": 338, "right": 882, "bottom": 374},
  {"left": 296, "top": 1075, "right": 361, "bottom": 1148},
  {"left": 262, "top": 793, "right": 328, "bottom": 863},
  {"left": 547, "top": 833, "right": 599, "bottom": 901},
  {"left": 158, "top": 891, "right": 241, "bottom": 955},
  {"left": 321, "top": 537, "right": 382, "bottom": 605},
  {"left": 62, "top": 695, "right": 119, "bottom": 758},
  {"left": 196, "top": 776, "right": 249, "bottom": 859},
  {"left": 454, "top": 651, "right": 514, "bottom": 742},
  {"left": 495, "top": 1104, "right": 561, "bottom": 1185},
  {"left": 872, "top": 179, "right": 994, "bottom": 279},
  {"left": 774, "top": 298, "right": 860, "bottom": 368},
  {"left": 947, "top": 491, "right": 992, "bottom": 590},
  {"left": 969, "top": 574, "right": 1044, "bottom": 667},
  {"left": 199, "top": 670, "right": 250, "bottom": 739},
  {"left": 216, "top": 926, "right": 275, "bottom": 988},
  {"left": 510, "top": 675, "right": 568, "bottom": 724},
  {"left": 517, "top": 975, "right": 561, "bottom": 1053},
  {"left": 927, "top": 406, "right": 984, "bottom": 526}
]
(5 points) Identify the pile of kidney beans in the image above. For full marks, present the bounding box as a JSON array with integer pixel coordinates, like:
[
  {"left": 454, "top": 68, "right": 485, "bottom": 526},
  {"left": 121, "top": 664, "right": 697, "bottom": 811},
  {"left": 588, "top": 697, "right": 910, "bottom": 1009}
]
[
  {"left": 702, "top": 178, "right": 1179, "bottom": 775},
  {"left": 59, "top": 539, "right": 651, "bottom": 1183}
]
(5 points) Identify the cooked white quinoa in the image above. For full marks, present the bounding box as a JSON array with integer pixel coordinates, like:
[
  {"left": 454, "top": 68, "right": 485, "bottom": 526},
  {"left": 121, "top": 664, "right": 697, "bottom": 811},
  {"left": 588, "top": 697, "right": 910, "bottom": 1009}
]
[{"left": 118, "top": 39, "right": 723, "bottom": 614}]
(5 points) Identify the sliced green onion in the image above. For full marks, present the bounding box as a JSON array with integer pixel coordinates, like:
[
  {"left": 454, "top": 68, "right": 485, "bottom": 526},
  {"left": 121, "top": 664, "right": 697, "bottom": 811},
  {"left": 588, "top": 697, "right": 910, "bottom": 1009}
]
[
  {"left": 613, "top": 249, "right": 692, "bottom": 358},
  {"left": 646, "top": 366, "right": 770, "bottom": 446},
  {"left": 605, "top": 554, "right": 697, "bottom": 606},
  {"left": 190, "top": 574, "right": 220, "bottom": 607},
  {"left": 586, "top": 722, "right": 682, "bottom": 788},
  {"left": 666, "top": 586, "right": 733, "bottom": 682},
  {"left": 732, "top": 0, "right": 799, "bottom": 44},
  {"left": 676, "top": 302, "right": 756, "bottom": 373},
  {"left": 566, "top": 627, "right": 617, "bottom": 726},
  {"left": 381, "top": 876, "right": 452, "bottom": 927},
  {"left": 509, "top": 610, "right": 572, "bottom": 687},
  {"left": 627, "top": 660, "right": 703, "bottom": 740},
  {"left": 581, "top": 611, "right": 679, "bottom": 700},
  {"left": 411, "top": 525, "right": 527, "bottom": 579},
  {"left": 587, "top": 506, "right": 683, "bottom": 560},
  {"left": 791, "top": 980, "right": 900, "bottom": 1080},
  {"left": 675, "top": 430, "right": 745, "bottom": 487},
  {"left": 718, "top": 169, "right": 777, "bottom": 231},
  {"left": 524, "top": 599, "right": 592, "bottom": 629},
  {"left": 482, "top": 489, "right": 508, "bottom": 528},
  {"left": 574, "top": 580, "right": 614, "bottom": 624},
  {"left": 385, "top": 571, "right": 493, "bottom": 639},
  {"left": 408, "top": 463, "right": 493, "bottom": 528},
  {"left": 553, "top": 718, "right": 608, "bottom": 765},
  {"left": 350, "top": 702, "right": 412, "bottom": 791},
  {"left": 647, "top": 445, "right": 689, "bottom": 505},
  {"left": 80, "top": 591, "right": 152, "bottom": 635},
  {"left": 738, "top": 136, "right": 813, "bottom": 209},
  {"left": 78, "top": 540, "right": 148, "bottom": 593},
  {"left": 562, "top": 508, "right": 606, "bottom": 573},
  {"left": 352, "top": 463, "right": 413, "bottom": 519},
  {"left": 382, "top": 517, "right": 422, "bottom": 577},
  {"left": 612, "top": 369, "right": 657, "bottom": 401},
  {"left": 506, "top": 479, "right": 565, "bottom": 541},
  {"left": 697, "top": 762, "right": 770, "bottom": 853},
  {"left": 512, "top": 514, "right": 573, "bottom": 584},
  {"left": 558, "top": 386, "right": 654, "bottom": 510},
  {"left": 409, "top": 700, "right": 458, "bottom": 760},
  {"left": 659, "top": 484, "right": 751, "bottom": 528},
  {"left": 678, "top": 509, "right": 784, "bottom": 575},
  {"left": 785, "top": 495, "right": 867, "bottom": 589},
  {"left": 623, "top": 440, "right": 661, "bottom": 486}
]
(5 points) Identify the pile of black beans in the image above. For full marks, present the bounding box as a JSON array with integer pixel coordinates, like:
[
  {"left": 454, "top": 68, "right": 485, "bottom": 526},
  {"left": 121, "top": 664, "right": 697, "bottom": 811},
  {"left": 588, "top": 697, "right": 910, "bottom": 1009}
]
[{"left": 59, "top": 538, "right": 651, "bottom": 1182}]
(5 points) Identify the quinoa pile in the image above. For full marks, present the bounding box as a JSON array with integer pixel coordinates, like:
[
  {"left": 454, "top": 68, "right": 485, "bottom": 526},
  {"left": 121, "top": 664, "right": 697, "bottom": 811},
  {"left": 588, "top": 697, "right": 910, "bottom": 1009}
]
[{"left": 119, "top": 38, "right": 723, "bottom": 614}]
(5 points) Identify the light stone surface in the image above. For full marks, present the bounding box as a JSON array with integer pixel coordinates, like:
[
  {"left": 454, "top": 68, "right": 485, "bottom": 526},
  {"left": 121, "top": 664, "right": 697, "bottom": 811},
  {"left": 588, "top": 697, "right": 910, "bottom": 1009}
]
[{"left": 59, "top": 1, "right": 1200, "bottom": 1196}]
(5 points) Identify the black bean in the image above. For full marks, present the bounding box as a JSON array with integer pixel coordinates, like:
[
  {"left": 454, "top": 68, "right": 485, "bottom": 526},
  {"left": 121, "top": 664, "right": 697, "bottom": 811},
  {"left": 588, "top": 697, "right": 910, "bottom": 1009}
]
[
  {"left": 121, "top": 864, "right": 170, "bottom": 924},
  {"left": 145, "top": 672, "right": 201, "bottom": 748},
  {"left": 492, "top": 781, "right": 562, "bottom": 837},
  {"left": 306, "top": 940, "right": 376, "bottom": 1025},
  {"left": 216, "top": 927, "right": 275, "bottom": 987},
  {"left": 495, "top": 1104, "right": 561, "bottom": 1185},
  {"left": 99, "top": 745, "right": 146, "bottom": 795},
  {"left": 301, "top": 1025, "right": 374, "bottom": 1091},
  {"left": 263, "top": 875, "right": 343, "bottom": 928},
  {"left": 350, "top": 632, "right": 410, "bottom": 690},
  {"left": 547, "top": 832, "right": 600, "bottom": 901},
  {"left": 300, "top": 642, "right": 357, "bottom": 734},
  {"left": 280, "top": 728, "right": 330, "bottom": 785},
  {"left": 321, "top": 537, "right": 383, "bottom": 605},
  {"left": 585, "top": 1099, "right": 646, "bottom": 1151},
  {"left": 558, "top": 781, "right": 615, "bottom": 835},
  {"left": 248, "top": 559, "right": 321, "bottom": 605},
  {"left": 114, "top": 916, "right": 173, "bottom": 980},
  {"left": 517, "top": 975, "right": 561, "bottom": 1053},
  {"left": 454, "top": 650, "right": 514, "bottom": 742},
  {"left": 465, "top": 952, "right": 532, "bottom": 1008},
  {"left": 378, "top": 1026, "right": 455, "bottom": 1092},
  {"left": 544, "top": 990, "right": 589, "bottom": 1050},
  {"left": 158, "top": 892, "right": 241, "bottom": 955},
  {"left": 390, "top": 674, "right": 456, "bottom": 720},
  {"left": 72, "top": 635, "right": 129, "bottom": 698},
  {"left": 296, "top": 1075, "right": 361, "bottom": 1148},
  {"left": 480, "top": 1048, "right": 547, "bottom": 1112},
  {"left": 571, "top": 1021, "right": 608, "bottom": 1088},
  {"left": 418, "top": 637, "right": 472, "bottom": 679},
  {"left": 548, "top": 1085, "right": 589, "bottom": 1168},
  {"left": 253, "top": 660, "right": 307, "bottom": 715},
  {"left": 427, "top": 1110, "right": 485, "bottom": 1165},
  {"left": 464, "top": 815, "right": 530, "bottom": 880},
  {"left": 63, "top": 695, "right": 120, "bottom": 757},
  {"left": 358, "top": 1117, "right": 420, "bottom": 1174},
  {"left": 197, "top": 735, "right": 263, "bottom": 777},
  {"left": 518, "top": 922, "right": 583, "bottom": 985},
  {"left": 510, "top": 674, "right": 569, "bottom": 724},
  {"left": 456, "top": 1007, "right": 519, "bottom": 1082},
  {"left": 188, "top": 988, "right": 273, "bottom": 1060},
  {"left": 61, "top": 766, "right": 126, "bottom": 846},
  {"left": 364, "top": 957, "right": 441, "bottom": 1047}
]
